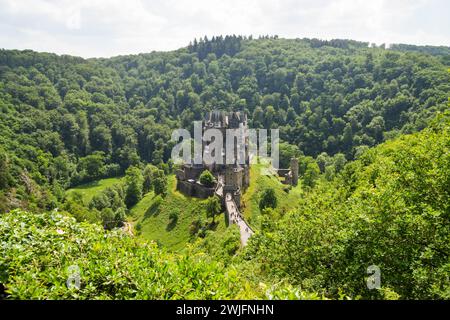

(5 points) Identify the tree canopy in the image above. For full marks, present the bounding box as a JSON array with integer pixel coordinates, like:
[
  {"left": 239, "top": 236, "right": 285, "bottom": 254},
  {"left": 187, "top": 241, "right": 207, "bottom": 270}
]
[{"left": 0, "top": 37, "right": 449, "bottom": 300}]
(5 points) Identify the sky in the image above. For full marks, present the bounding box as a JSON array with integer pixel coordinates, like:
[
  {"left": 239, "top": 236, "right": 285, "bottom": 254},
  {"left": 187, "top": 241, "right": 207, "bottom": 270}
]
[{"left": 0, "top": 0, "right": 449, "bottom": 58}]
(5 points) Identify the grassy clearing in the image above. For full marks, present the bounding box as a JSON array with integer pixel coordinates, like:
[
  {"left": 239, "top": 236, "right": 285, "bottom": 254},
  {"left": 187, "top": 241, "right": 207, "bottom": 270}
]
[
  {"left": 65, "top": 177, "right": 123, "bottom": 205},
  {"left": 130, "top": 175, "right": 227, "bottom": 252},
  {"left": 241, "top": 162, "right": 303, "bottom": 228},
  {"left": 64, "top": 174, "right": 229, "bottom": 252}
]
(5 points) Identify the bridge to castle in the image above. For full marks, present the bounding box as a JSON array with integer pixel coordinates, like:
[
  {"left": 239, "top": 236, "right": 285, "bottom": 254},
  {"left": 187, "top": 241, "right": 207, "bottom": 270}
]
[{"left": 215, "top": 176, "right": 254, "bottom": 246}]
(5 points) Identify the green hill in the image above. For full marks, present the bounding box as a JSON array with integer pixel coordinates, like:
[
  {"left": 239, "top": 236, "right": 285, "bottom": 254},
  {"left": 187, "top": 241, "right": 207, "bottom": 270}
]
[
  {"left": 241, "top": 162, "right": 303, "bottom": 228},
  {"left": 129, "top": 175, "right": 227, "bottom": 251},
  {"left": 247, "top": 113, "right": 450, "bottom": 299},
  {"left": 1, "top": 37, "right": 450, "bottom": 217},
  {"left": 63, "top": 174, "right": 229, "bottom": 252},
  {"left": 65, "top": 176, "right": 123, "bottom": 205}
]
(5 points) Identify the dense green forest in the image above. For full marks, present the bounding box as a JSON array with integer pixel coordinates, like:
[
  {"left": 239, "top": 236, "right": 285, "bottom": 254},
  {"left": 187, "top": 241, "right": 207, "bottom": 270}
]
[
  {"left": 0, "top": 36, "right": 449, "bottom": 299},
  {"left": 247, "top": 113, "right": 450, "bottom": 299}
]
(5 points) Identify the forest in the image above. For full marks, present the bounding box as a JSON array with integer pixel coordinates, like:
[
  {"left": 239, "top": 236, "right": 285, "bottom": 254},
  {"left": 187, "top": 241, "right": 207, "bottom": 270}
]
[{"left": 0, "top": 36, "right": 449, "bottom": 300}]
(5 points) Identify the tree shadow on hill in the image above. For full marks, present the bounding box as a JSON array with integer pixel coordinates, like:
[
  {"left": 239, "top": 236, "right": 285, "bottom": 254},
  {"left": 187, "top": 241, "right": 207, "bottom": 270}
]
[
  {"left": 143, "top": 197, "right": 162, "bottom": 220},
  {"left": 166, "top": 216, "right": 178, "bottom": 231},
  {"left": 207, "top": 220, "right": 219, "bottom": 231},
  {"left": 78, "top": 180, "right": 102, "bottom": 189},
  {"left": 224, "top": 211, "right": 230, "bottom": 227}
]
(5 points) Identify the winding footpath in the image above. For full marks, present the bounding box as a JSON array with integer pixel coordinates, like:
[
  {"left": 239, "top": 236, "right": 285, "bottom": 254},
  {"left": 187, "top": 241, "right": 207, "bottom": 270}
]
[
  {"left": 224, "top": 193, "right": 254, "bottom": 246},
  {"left": 215, "top": 175, "right": 253, "bottom": 246},
  {"left": 122, "top": 222, "right": 134, "bottom": 236}
]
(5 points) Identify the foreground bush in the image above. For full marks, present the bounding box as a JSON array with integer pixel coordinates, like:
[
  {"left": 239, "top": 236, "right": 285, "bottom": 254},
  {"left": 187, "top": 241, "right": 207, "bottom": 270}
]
[
  {"left": 0, "top": 210, "right": 249, "bottom": 299},
  {"left": 248, "top": 114, "right": 450, "bottom": 299}
]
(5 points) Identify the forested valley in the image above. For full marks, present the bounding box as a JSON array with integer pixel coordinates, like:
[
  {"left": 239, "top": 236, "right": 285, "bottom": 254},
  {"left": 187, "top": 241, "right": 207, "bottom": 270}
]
[{"left": 0, "top": 36, "right": 449, "bottom": 299}]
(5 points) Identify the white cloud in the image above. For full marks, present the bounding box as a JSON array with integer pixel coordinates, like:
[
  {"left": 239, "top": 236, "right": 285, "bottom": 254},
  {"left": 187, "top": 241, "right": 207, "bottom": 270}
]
[
  {"left": 66, "top": 8, "right": 82, "bottom": 30},
  {"left": 0, "top": 0, "right": 448, "bottom": 58}
]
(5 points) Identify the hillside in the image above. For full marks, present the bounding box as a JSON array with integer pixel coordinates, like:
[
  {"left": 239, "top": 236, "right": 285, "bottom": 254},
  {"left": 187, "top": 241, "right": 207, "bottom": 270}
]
[
  {"left": 1, "top": 37, "right": 450, "bottom": 216},
  {"left": 66, "top": 176, "right": 123, "bottom": 204},
  {"left": 2, "top": 112, "right": 449, "bottom": 299},
  {"left": 1, "top": 36, "right": 450, "bottom": 300},
  {"left": 241, "top": 162, "right": 303, "bottom": 227},
  {"left": 246, "top": 112, "right": 450, "bottom": 299},
  {"left": 129, "top": 175, "right": 227, "bottom": 251}
]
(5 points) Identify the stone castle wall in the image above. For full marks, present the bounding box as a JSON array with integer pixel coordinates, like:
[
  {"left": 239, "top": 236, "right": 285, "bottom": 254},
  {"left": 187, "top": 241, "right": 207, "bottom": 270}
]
[{"left": 176, "top": 180, "right": 215, "bottom": 199}]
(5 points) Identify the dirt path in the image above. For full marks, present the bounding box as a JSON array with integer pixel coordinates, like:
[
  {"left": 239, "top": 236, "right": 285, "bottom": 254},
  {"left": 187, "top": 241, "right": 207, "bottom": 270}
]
[{"left": 122, "top": 222, "right": 134, "bottom": 236}]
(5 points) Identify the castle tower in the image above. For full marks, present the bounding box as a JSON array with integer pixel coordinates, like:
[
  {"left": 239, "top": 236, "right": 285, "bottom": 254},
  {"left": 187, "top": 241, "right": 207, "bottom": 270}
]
[
  {"left": 290, "top": 158, "right": 299, "bottom": 186},
  {"left": 224, "top": 165, "right": 243, "bottom": 191}
]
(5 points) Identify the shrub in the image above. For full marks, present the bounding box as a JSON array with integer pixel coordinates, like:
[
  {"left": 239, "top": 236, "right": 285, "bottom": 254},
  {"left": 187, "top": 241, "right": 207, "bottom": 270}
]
[
  {"left": 0, "top": 209, "right": 253, "bottom": 299},
  {"left": 259, "top": 188, "right": 277, "bottom": 210},
  {"left": 199, "top": 170, "right": 216, "bottom": 187}
]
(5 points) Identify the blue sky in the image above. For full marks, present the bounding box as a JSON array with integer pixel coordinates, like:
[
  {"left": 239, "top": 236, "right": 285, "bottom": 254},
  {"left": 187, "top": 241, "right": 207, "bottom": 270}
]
[{"left": 0, "top": 0, "right": 448, "bottom": 58}]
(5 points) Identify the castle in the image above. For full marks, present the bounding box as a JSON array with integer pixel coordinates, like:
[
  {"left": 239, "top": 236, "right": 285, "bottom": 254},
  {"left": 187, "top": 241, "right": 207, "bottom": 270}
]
[
  {"left": 175, "top": 110, "right": 250, "bottom": 207},
  {"left": 175, "top": 110, "right": 299, "bottom": 246},
  {"left": 175, "top": 110, "right": 299, "bottom": 207}
]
